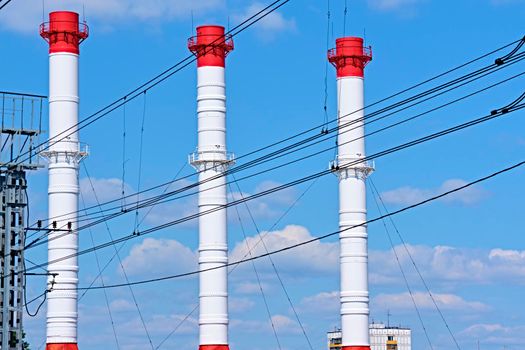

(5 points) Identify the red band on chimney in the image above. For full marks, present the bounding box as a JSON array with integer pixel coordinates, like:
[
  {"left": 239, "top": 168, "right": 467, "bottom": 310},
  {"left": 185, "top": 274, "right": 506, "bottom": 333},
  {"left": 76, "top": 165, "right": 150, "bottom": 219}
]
[
  {"left": 328, "top": 37, "right": 372, "bottom": 78},
  {"left": 46, "top": 343, "right": 79, "bottom": 350},
  {"left": 199, "top": 345, "right": 230, "bottom": 350},
  {"left": 342, "top": 346, "right": 371, "bottom": 350},
  {"left": 188, "top": 25, "right": 234, "bottom": 68},
  {"left": 40, "top": 11, "right": 89, "bottom": 54}
]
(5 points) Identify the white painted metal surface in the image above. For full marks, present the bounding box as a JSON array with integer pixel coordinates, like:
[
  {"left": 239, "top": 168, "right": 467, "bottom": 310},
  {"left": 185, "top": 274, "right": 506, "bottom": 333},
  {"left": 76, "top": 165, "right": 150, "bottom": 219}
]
[
  {"left": 44, "top": 52, "right": 84, "bottom": 345},
  {"left": 191, "top": 65, "right": 231, "bottom": 346},
  {"left": 336, "top": 76, "right": 373, "bottom": 348}
]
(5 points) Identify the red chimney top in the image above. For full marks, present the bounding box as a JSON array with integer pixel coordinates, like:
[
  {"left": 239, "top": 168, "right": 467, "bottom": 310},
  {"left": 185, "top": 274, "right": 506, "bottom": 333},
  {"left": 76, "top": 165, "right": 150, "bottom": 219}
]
[
  {"left": 188, "top": 25, "right": 234, "bottom": 68},
  {"left": 40, "top": 11, "right": 89, "bottom": 54}
]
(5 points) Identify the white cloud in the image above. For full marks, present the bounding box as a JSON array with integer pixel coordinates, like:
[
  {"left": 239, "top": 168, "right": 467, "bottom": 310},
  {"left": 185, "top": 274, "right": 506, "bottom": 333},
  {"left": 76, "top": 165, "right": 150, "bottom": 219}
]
[
  {"left": 370, "top": 245, "right": 525, "bottom": 286},
  {"left": 230, "top": 297, "right": 256, "bottom": 313},
  {"left": 120, "top": 238, "right": 197, "bottom": 277},
  {"left": 300, "top": 291, "right": 339, "bottom": 314},
  {"left": 109, "top": 298, "right": 135, "bottom": 312},
  {"left": 369, "top": 0, "right": 422, "bottom": 10},
  {"left": 234, "top": 281, "right": 272, "bottom": 295},
  {"left": 271, "top": 314, "right": 301, "bottom": 334},
  {"left": 141, "top": 179, "right": 297, "bottom": 228},
  {"left": 229, "top": 225, "right": 338, "bottom": 276},
  {"left": 1, "top": 0, "right": 224, "bottom": 34},
  {"left": 232, "top": 2, "right": 296, "bottom": 40},
  {"left": 460, "top": 323, "right": 525, "bottom": 346},
  {"left": 80, "top": 177, "right": 134, "bottom": 205},
  {"left": 380, "top": 179, "right": 488, "bottom": 206},
  {"left": 373, "top": 292, "right": 490, "bottom": 312}
]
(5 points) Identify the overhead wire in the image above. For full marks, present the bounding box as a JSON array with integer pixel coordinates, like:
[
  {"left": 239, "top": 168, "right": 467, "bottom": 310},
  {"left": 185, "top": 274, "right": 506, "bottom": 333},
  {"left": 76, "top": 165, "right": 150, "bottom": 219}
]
[
  {"left": 368, "top": 180, "right": 434, "bottom": 350},
  {"left": 231, "top": 175, "right": 314, "bottom": 350},
  {"left": 39, "top": 157, "right": 525, "bottom": 291},
  {"left": 23, "top": 95, "right": 525, "bottom": 267},
  {"left": 121, "top": 97, "right": 128, "bottom": 209},
  {"left": 134, "top": 92, "right": 148, "bottom": 233},
  {"left": 369, "top": 179, "right": 461, "bottom": 350},
  {"left": 22, "top": 99, "right": 525, "bottom": 274},
  {"left": 0, "top": 0, "right": 13, "bottom": 11},
  {"left": 323, "top": 0, "right": 332, "bottom": 132},
  {"left": 156, "top": 178, "right": 319, "bottom": 348},
  {"left": 27, "top": 42, "right": 525, "bottom": 231},
  {"left": 82, "top": 163, "right": 155, "bottom": 349},
  {"left": 79, "top": 191, "right": 121, "bottom": 350},
  {"left": 11, "top": 0, "right": 293, "bottom": 168},
  {"left": 26, "top": 66, "right": 525, "bottom": 248},
  {"left": 229, "top": 182, "right": 283, "bottom": 350},
  {"left": 78, "top": 162, "right": 189, "bottom": 303}
]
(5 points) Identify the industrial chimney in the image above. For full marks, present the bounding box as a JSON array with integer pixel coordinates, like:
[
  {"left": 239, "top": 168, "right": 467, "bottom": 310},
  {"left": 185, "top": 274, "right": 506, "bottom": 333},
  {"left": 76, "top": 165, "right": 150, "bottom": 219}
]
[
  {"left": 328, "top": 37, "right": 373, "bottom": 350},
  {"left": 188, "top": 25, "right": 234, "bottom": 350},
  {"left": 40, "top": 11, "right": 89, "bottom": 350}
]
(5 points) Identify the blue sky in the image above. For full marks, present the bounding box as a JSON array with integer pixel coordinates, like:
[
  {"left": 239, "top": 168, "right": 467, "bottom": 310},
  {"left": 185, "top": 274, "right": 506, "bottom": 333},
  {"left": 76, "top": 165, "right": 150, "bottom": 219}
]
[{"left": 1, "top": 0, "right": 525, "bottom": 349}]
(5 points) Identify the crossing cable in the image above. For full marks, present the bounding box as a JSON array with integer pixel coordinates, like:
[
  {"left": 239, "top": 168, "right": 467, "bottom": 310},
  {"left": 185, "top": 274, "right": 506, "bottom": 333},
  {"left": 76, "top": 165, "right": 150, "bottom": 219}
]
[
  {"left": 78, "top": 162, "right": 189, "bottom": 302},
  {"left": 20, "top": 35, "right": 525, "bottom": 230},
  {"left": 27, "top": 43, "right": 525, "bottom": 229},
  {"left": 368, "top": 181, "right": 434, "bottom": 350},
  {"left": 231, "top": 175, "right": 314, "bottom": 350},
  {"left": 79, "top": 192, "right": 121, "bottom": 350},
  {"left": 82, "top": 163, "right": 155, "bottom": 349},
  {"left": 20, "top": 44, "right": 525, "bottom": 243},
  {"left": 229, "top": 182, "right": 283, "bottom": 350},
  {"left": 137, "top": 162, "right": 188, "bottom": 228},
  {"left": 155, "top": 179, "right": 319, "bottom": 349},
  {"left": 23, "top": 94, "right": 525, "bottom": 261},
  {"left": 121, "top": 97, "right": 128, "bottom": 209},
  {"left": 322, "top": 0, "right": 332, "bottom": 132},
  {"left": 0, "top": 0, "right": 13, "bottom": 11},
  {"left": 26, "top": 58, "right": 525, "bottom": 244},
  {"left": 11, "top": 0, "right": 292, "bottom": 168},
  {"left": 22, "top": 99, "right": 525, "bottom": 273},
  {"left": 29, "top": 67, "right": 525, "bottom": 241},
  {"left": 343, "top": 0, "right": 348, "bottom": 37},
  {"left": 43, "top": 157, "right": 525, "bottom": 291},
  {"left": 154, "top": 304, "right": 199, "bottom": 349},
  {"left": 134, "top": 92, "right": 148, "bottom": 233},
  {"left": 19, "top": 74, "right": 524, "bottom": 272},
  {"left": 369, "top": 179, "right": 462, "bottom": 350}
]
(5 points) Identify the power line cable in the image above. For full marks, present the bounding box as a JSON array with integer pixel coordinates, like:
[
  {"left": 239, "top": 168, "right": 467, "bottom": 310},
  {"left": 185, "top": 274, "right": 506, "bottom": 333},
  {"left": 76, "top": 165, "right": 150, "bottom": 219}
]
[
  {"left": 26, "top": 55, "right": 525, "bottom": 244},
  {"left": 369, "top": 179, "right": 461, "bottom": 350},
  {"left": 11, "top": 0, "right": 292, "bottom": 168},
  {"left": 27, "top": 45, "right": 525, "bottom": 230},
  {"left": 43, "top": 157, "right": 525, "bottom": 291},
  {"left": 82, "top": 163, "right": 155, "bottom": 349},
  {"left": 121, "top": 97, "right": 128, "bottom": 210},
  {"left": 323, "top": 0, "right": 332, "bottom": 132},
  {"left": 0, "top": 0, "right": 13, "bottom": 10},
  {"left": 231, "top": 175, "right": 314, "bottom": 350},
  {"left": 22, "top": 100, "right": 525, "bottom": 273},
  {"left": 24, "top": 97, "right": 525, "bottom": 267},
  {"left": 155, "top": 178, "right": 318, "bottom": 349},
  {"left": 78, "top": 162, "right": 189, "bottom": 303},
  {"left": 80, "top": 192, "right": 121, "bottom": 350},
  {"left": 229, "top": 183, "right": 283, "bottom": 350},
  {"left": 134, "top": 92, "right": 147, "bottom": 233},
  {"left": 154, "top": 304, "right": 199, "bottom": 349},
  {"left": 368, "top": 181, "right": 434, "bottom": 350},
  {"left": 28, "top": 68, "right": 525, "bottom": 245}
]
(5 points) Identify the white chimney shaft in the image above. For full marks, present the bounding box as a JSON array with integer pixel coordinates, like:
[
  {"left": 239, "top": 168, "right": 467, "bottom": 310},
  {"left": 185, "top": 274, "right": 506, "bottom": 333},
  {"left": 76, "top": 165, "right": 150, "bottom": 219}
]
[
  {"left": 329, "top": 36, "right": 373, "bottom": 350},
  {"left": 40, "top": 11, "right": 88, "bottom": 350},
  {"left": 188, "top": 25, "right": 234, "bottom": 350}
]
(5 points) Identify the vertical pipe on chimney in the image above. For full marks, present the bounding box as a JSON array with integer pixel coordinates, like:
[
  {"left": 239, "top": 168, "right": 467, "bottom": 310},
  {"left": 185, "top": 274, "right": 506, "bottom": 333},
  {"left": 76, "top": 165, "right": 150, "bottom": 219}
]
[
  {"left": 188, "top": 25, "right": 234, "bottom": 350},
  {"left": 328, "top": 36, "right": 373, "bottom": 350},
  {"left": 40, "top": 11, "right": 89, "bottom": 350}
]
